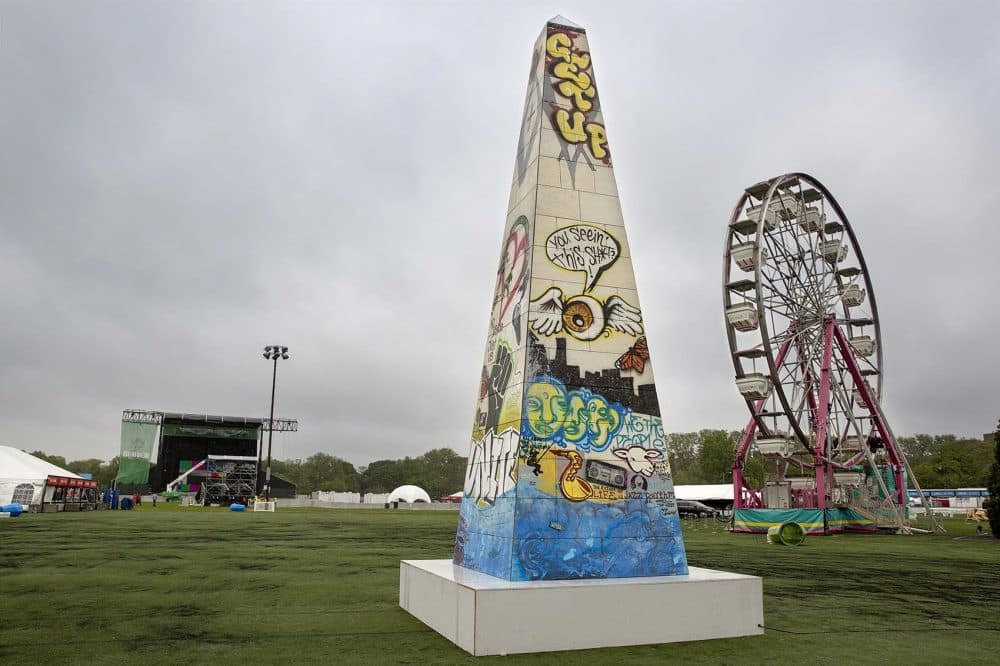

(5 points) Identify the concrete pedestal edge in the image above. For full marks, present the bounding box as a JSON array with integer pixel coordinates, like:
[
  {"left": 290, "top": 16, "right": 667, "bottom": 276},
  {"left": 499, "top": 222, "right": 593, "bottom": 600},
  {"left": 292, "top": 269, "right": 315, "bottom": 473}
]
[{"left": 399, "top": 559, "right": 763, "bottom": 656}]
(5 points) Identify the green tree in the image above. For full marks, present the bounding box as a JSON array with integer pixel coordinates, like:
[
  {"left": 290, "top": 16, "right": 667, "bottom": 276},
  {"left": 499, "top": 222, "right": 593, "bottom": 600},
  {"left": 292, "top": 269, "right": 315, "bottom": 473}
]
[
  {"left": 697, "top": 430, "right": 738, "bottom": 484},
  {"left": 665, "top": 432, "right": 700, "bottom": 483},
  {"left": 65, "top": 458, "right": 104, "bottom": 479},
  {"left": 415, "top": 448, "right": 466, "bottom": 499},
  {"left": 910, "top": 438, "right": 993, "bottom": 489},
  {"left": 96, "top": 458, "right": 119, "bottom": 488},
  {"left": 29, "top": 450, "right": 68, "bottom": 469},
  {"left": 354, "top": 450, "right": 466, "bottom": 498},
  {"left": 985, "top": 422, "right": 1000, "bottom": 538},
  {"left": 271, "top": 458, "right": 305, "bottom": 492},
  {"left": 26, "top": 451, "right": 119, "bottom": 488},
  {"left": 898, "top": 434, "right": 941, "bottom": 464},
  {"left": 742, "top": 452, "right": 766, "bottom": 490},
  {"left": 363, "top": 458, "right": 407, "bottom": 493},
  {"left": 274, "top": 454, "right": 358, "bottom": 494}
]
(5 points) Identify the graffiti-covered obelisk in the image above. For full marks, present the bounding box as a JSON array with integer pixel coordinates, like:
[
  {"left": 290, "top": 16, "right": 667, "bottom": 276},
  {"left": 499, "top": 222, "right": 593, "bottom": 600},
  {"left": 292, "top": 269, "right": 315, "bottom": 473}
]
[{"left": 453, "top": 16, "right": 688, "bottom": 581}]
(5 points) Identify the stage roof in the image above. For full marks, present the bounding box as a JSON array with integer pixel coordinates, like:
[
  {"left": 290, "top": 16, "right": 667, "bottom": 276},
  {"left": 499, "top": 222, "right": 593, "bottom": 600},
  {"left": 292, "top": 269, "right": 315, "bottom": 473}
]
[
  {"left": 161, "top": 413, "right": 264, "bottom": 426},
  {"left": 123, "top": 410, "right": 298, "bottom": 431}
]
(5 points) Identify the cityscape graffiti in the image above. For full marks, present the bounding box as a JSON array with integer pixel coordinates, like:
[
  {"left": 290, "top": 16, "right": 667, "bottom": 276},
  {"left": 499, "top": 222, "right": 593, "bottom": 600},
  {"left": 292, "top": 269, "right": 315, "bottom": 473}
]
[{"left": 526, "top": 336, "right": 660, "bottom": 416}]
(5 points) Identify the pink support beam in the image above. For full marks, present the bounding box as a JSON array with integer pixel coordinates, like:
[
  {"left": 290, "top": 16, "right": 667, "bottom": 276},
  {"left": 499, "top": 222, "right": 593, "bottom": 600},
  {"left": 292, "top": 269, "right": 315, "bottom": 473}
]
[
  {"left": 732, "top": 335, "right": 794, "bottom": 508},
  {"left": 794, "top": 335, "right": 820, "bottom": 436},
  {"left": 832, "top": 323, "right": 907, "bottom": 506},
  {"left": 812, "top": 318, "right": 836, "bottom": 511}
]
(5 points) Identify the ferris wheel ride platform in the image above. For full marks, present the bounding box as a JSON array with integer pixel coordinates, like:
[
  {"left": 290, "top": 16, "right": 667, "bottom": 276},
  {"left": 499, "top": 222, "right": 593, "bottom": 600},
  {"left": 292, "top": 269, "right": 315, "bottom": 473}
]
[{"left": 732, "top": 508, "right": 880, "bottom": 535}]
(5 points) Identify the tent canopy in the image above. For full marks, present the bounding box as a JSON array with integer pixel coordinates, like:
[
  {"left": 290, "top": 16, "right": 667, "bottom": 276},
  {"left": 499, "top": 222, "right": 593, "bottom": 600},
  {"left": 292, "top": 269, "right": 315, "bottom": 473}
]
[
  {"left": 387, "top": 485, "right": 432, "bottom": 504},
  {"left": 673, "top": 484, "right": 733, "bottom": 502},
  {"left": 0, "top": 446, "right": 81, "bottom": 481},
  {"left": 0, "top": 445, "right": 81, "bottom": 506}
]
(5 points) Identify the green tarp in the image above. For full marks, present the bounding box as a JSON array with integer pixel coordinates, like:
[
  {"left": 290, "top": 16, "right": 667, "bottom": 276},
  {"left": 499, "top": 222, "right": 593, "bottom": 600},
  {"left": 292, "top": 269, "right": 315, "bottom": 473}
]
[
  {"left": 733, "top": 508, "right": 876, "bottom": 534},
  {"left": 116, "top": 421, "right": 158, "bottom": 485}
]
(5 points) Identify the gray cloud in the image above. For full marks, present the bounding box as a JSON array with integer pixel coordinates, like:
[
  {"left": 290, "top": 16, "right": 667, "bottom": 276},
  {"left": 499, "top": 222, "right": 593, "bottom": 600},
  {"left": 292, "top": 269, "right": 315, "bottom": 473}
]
[{"left": 2, "top": 1, "right": 997, "bottom": 465}]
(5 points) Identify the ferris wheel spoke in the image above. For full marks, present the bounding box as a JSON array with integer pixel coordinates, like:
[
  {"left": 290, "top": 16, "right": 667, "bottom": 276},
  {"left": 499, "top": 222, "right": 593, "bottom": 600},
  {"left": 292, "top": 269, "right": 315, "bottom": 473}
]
[
  {"left": 761, "top": 229, "right": 824, "bottom": 313},
  {"left": 760, "top": 258, "right": 812, "bottom": 314}
]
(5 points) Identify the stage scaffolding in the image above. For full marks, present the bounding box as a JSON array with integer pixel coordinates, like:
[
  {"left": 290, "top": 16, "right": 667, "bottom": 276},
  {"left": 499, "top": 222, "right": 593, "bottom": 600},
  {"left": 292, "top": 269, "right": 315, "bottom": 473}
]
[{"left": 121, "top": 409, "right": 298, "bottom": 432}]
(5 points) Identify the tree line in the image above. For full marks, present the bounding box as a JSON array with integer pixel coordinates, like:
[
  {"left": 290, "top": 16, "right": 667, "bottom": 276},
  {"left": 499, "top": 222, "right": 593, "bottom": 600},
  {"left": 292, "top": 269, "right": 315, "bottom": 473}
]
[
  {"left": 26, "top": 430, "right": 997, "bottom": 498},
  {"left": 271, "top": 448, "right": 467, "bottom": 499},
  {"left": 898, "top": 434, "right": 996, "bottom": 489},
  {"left": 668, "top": 431, "right": 999, "bottom": 490},
  {"left": 28, "top": 453, "right": 121, "bottom": 488}
]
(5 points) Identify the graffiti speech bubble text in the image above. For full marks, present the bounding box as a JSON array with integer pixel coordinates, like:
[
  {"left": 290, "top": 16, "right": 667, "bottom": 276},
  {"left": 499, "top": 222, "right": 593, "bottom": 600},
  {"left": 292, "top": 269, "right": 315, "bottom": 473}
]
[{"left": 545, "top": 225, "right": 620, "bottom": 291}]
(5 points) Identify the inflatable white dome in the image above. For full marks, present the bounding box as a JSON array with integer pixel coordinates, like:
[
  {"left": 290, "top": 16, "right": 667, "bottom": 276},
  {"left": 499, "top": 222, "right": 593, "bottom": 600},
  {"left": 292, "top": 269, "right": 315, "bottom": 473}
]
[{"left": 387, "top": 484, "right": 432, "bottom": 504}]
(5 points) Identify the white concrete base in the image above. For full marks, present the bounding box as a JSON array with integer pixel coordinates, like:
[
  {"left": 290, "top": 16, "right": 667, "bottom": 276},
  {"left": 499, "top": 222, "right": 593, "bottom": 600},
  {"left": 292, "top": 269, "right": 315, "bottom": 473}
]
[{"left": 399, "top": 559, "right": 763, "bottom": 656}]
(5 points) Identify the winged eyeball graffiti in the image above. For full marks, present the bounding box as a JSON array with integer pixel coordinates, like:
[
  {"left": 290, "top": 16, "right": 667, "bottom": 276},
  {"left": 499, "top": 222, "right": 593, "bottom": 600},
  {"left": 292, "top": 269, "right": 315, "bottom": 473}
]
[{"left": 527, "top": 287, "right": 643, "bottom": 341}]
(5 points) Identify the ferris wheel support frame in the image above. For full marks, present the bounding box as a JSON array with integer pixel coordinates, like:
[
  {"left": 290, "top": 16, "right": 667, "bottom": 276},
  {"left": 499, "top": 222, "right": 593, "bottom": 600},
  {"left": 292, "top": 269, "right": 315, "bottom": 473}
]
[
  {"left": 733, "top": 336, "right": 793, "bottom": 508},
  {"left": 732, "top": 317, "right": 911, "bottom": 510}
]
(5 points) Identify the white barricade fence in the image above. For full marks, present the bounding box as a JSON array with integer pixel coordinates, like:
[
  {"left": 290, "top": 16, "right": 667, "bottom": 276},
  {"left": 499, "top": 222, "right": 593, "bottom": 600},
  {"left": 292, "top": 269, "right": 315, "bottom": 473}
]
[{"left": 310, "top": 491, "right": 390, "bottom": 504}]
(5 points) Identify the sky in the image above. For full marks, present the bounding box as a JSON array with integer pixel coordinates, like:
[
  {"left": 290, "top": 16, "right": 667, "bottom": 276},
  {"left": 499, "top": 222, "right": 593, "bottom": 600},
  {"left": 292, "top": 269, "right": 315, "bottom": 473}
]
[{"left": 2, "top": 1, "right": 998, "bottom": 466}]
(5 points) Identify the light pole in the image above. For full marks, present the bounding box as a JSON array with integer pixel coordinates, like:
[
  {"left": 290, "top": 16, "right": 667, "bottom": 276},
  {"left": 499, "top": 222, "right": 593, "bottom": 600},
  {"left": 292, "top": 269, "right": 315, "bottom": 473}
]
[{"left": 262, "top": 344, "right": 289, "bottom": 499}]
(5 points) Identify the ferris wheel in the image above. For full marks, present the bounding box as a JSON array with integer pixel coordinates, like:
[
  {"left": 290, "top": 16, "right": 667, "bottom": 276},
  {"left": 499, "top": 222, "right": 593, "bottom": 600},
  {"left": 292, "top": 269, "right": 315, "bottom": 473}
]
[{"left": 722, "top": 173, "right": 938, "bottom": 532}]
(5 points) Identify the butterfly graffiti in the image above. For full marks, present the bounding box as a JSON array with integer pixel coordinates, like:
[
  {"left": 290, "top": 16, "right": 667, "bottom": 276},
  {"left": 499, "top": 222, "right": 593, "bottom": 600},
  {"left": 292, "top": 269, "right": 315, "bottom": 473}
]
[{"left": 615, "top": 337, "right": 649, "bottom": 373}]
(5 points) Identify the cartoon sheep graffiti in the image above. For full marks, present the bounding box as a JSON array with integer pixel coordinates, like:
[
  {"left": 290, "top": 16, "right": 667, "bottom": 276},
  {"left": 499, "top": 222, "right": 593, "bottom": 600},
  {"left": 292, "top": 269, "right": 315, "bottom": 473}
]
[{"left": 612, "top": 446, "right": 662, "bottom": 477}]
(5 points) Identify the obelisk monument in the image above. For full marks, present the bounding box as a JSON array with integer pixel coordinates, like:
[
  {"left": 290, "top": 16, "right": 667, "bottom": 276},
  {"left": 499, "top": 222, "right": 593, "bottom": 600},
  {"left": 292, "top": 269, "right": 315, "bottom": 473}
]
[
  {"left": 453, "top": 15, "right": 688, "bottom": 581},
  {"left": 400, "top": 20, "right": 762, "bottom": 655}
]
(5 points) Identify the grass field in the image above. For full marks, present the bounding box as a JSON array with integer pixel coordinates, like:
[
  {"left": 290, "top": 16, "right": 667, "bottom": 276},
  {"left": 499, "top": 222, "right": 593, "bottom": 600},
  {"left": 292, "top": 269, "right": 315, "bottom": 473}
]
[{"left": 2, "top": 506, "right": 998, "bottom": 664}]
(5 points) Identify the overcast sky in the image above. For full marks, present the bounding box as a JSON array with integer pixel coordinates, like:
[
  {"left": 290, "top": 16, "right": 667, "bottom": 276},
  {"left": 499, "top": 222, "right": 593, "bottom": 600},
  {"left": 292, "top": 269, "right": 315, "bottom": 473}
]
[{"left": 2, "top": 1, "right": 997, "bottom": 466}]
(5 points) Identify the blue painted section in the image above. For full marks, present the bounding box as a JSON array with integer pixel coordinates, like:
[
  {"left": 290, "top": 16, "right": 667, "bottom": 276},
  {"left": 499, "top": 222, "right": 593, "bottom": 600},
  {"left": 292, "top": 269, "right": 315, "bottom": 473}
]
[
  {"left": 454, "top": 485, "right": 688, "bottom": 581},
  {"left": 454, "top": 494, "right": 515, "bottom": 579},
  {"left": 456, "top": 495, "right": 515, "bottom": 537},
  {"left": 509, "top": 485, "right": 687, "bottom": 580}
]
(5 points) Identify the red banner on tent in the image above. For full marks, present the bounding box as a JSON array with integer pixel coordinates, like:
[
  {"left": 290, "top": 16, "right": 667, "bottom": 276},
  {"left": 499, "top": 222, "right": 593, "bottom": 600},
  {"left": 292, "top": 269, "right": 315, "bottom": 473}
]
[{"left": 46, "top": 475, "right": 97, "bottom": 489}]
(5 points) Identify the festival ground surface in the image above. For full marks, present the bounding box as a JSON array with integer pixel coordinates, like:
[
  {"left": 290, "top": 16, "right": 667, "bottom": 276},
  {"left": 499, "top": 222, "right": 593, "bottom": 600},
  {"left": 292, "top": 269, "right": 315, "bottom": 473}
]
[{"left": 1, "top": 506, "right": 997, "bottom": 664}]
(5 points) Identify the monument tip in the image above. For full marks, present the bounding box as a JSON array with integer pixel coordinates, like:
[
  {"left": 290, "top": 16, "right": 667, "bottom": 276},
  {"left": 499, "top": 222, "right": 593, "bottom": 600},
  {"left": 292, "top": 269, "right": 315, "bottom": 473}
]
[{"left": 547, "top": 14, "right": 585, "bottom": 31}]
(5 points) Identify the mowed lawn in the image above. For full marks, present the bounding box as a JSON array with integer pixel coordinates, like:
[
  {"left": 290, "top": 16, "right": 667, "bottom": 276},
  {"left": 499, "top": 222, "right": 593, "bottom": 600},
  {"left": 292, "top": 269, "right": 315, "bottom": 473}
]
[{"left": 1, "top": 506, "right": 998, "bottom": 664}]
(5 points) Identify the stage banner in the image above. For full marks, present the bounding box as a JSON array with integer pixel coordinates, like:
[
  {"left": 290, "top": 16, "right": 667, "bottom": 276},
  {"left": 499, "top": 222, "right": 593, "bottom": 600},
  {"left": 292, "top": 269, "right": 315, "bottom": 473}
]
[
  {"left": 116, "top": 421, "right": 158, "bottom": 485},
  {"left": 162, "top": 424, "right": 258, "bottom": 439}
]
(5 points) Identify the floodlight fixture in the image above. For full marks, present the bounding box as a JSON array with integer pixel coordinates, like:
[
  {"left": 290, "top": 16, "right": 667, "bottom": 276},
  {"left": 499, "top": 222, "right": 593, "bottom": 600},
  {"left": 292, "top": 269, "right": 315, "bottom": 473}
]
[{"left": 260, "top": 344, "right": 291, "bottom": 498}]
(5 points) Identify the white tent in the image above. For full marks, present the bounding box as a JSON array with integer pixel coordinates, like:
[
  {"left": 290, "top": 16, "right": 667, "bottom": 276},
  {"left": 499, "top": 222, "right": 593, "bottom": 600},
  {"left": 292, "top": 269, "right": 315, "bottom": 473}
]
[
  {"left": 674, "top": 484, "right": 734, "bottom": 502},
  {"left": 0, "top": 445, "right": 82, "bottom": 506},
  {"left": 387, "top": 484, "right": 432, "bottom": 504}
]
